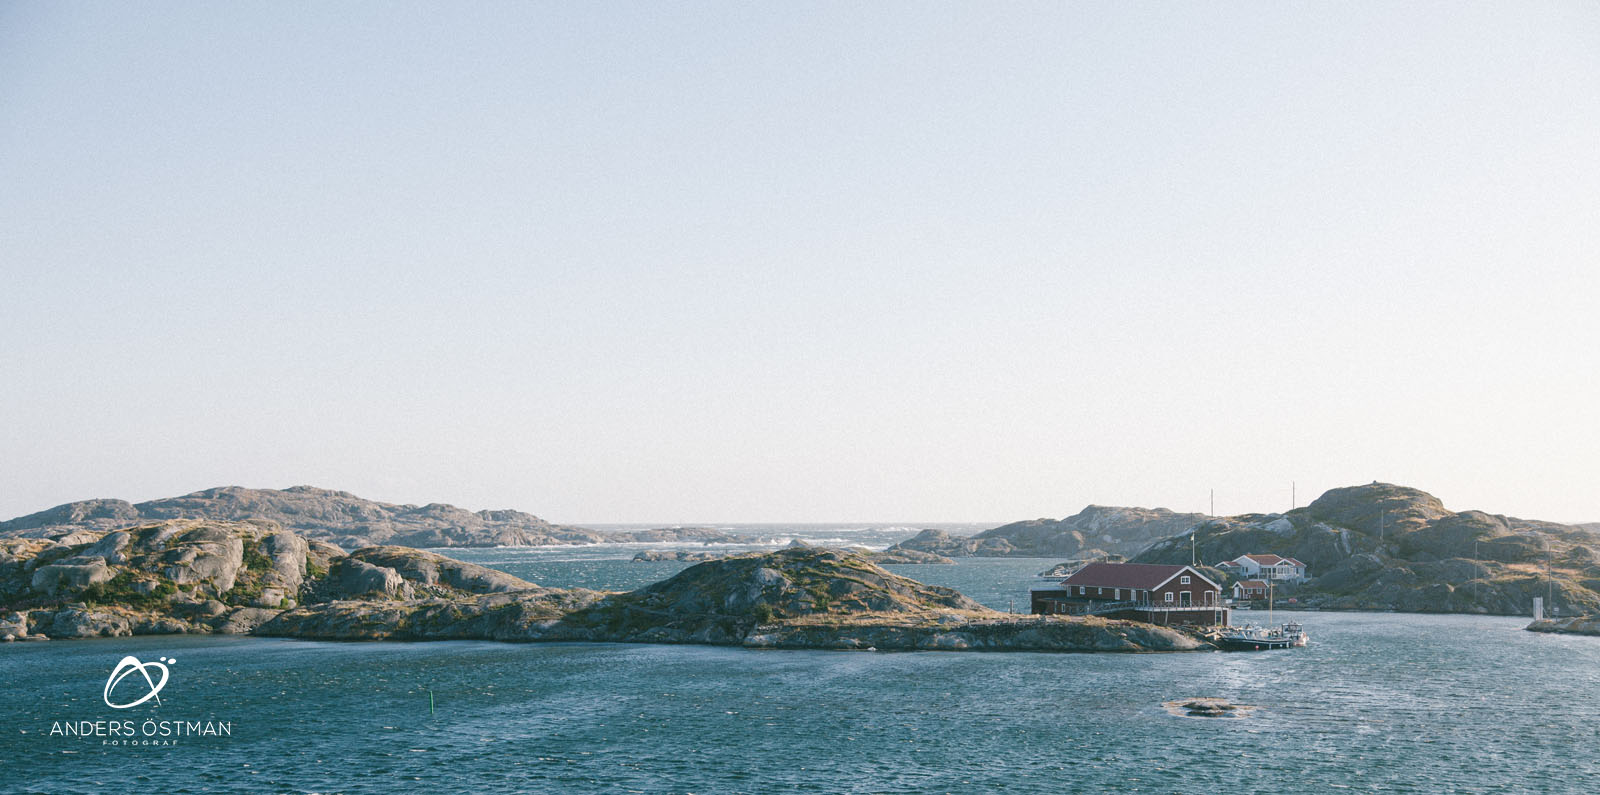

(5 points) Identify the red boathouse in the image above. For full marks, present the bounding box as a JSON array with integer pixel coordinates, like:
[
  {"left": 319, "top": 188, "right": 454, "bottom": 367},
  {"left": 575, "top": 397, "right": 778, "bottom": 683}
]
[{"left": 1030, "top": 563, "right": 1226, "bottom": 626}]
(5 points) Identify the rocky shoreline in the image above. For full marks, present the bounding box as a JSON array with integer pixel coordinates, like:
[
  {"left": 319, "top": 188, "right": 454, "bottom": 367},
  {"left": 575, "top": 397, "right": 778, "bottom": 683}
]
[
  {"left": 1525, "top": 616, "right": 1600, "bottom": 637},
  {"left": 2, "top": 520, "right": 1198, "bottom": 653}
]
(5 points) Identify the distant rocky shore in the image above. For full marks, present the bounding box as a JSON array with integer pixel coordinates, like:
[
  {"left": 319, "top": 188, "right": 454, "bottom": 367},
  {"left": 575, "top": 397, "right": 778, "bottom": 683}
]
[
  {"left": 1, "top": 520, "right": 1195, "bottom": 653},
  {"left": 630, "top": 543, "right": 953, "bottom": 566},
  {"left": 888, "top": 506, "right": 1205, "bottom": 560},
  {"left": 0, "top": 486, "right": 757, "bottom": 550}
]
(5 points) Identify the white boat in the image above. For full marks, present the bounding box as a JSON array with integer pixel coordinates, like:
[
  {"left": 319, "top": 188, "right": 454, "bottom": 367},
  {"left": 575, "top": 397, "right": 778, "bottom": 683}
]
[
  {"left": 1216, "top": 579, "right": 1308, "bottom": 650},
  {"left": 1217, "top": 622, "right": 1308, "bottom": 650}
]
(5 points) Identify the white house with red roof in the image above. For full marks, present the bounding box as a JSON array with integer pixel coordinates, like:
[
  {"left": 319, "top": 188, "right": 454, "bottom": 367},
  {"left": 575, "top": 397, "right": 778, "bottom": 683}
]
[
  {"left": 1217, "top": 554, "right": 1307, "bottom": 582},
  {"left": 1030, "top": 562, "right": 1225, "bottom": 625}
]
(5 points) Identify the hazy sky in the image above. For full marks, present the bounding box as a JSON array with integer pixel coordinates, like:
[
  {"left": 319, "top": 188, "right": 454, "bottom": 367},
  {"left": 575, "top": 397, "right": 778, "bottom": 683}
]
[{"left": 2, "top": 2, "right": 1597, "bottom": 524}]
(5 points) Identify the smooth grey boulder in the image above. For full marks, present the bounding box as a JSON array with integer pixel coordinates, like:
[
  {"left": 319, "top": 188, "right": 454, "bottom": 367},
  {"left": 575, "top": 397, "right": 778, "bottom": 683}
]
[
  {"left": 133, "top": 616, "right": 195, "bottom": 634},
  {"left": 53, "top": 530, "right": 103, "bottom": 546},
  {"left": 349, "top": 546, "right": 535, "bottom": 593},
  {"left": 214, "top": 607, "right": 282, "bottom": 634},
  {"left": 329, "top": 559, "right": 410, "bottom": 599},
  {"left": 49, "top": 608, "right": 131, "bottom": 638},
  {"left": 31, "top": 556, "right": 114, "bottom": 595},
  {"left": 260, "top": 530, "right": 308, "bottom": 593},
  {"left": 252, "top": 588, "right": 293, "bottom": 609},
  {"left": 160, "top": 527, "right": 244, "bottom": 595},
  {"left": 83, "top": 531, "right": 130, "bottom": 564},
  {"left": 174, "top": 599, "right": 228, "bottom": 619}
]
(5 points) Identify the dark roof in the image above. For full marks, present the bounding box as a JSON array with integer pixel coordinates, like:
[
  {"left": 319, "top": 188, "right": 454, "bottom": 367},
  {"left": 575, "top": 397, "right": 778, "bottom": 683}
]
[{"left": 1062, "top": 563, "right": 1194, "bottom": 590}]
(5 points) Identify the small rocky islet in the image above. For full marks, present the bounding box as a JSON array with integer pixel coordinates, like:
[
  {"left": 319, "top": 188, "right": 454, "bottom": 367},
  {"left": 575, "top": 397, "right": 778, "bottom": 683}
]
[
  {"left": 1162, "top": 698, "right": 1255, "bottom": 719},
  {"left": 630, "top": 542, "right": 953, "bottom": 565},
  {"left": 1526, "top": 616, "right": 1600, "bottom": 637},
  {"left": 1, "top": 520, "right": 1197, "bottom": 652}
]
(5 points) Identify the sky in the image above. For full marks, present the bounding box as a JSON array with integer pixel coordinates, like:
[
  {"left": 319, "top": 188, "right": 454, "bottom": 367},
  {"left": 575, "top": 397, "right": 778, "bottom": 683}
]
[{"left": 2, "top": 2, "right": 1597, "bottom": 524}]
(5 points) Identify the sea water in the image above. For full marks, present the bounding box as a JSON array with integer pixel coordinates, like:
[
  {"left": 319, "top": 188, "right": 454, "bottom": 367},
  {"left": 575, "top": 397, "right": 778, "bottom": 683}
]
[{"left": 5, "top": 527, "right": 1599, "bottom": 793}]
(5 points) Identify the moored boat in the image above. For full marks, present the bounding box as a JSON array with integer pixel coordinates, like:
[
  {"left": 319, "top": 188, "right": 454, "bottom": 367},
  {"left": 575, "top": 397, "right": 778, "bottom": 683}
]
[
  {"left": 1217, "top": 622, "right": 1308, "bottom": 651},
  {"left": 1216, "top": 577, "right": 1308, "bottom": 650}
]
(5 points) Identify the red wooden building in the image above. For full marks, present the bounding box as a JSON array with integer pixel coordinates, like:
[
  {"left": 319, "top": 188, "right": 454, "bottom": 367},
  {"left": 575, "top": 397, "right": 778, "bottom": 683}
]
[
  {"left": 1031, "top": 562, "right": 1225, "bottom": 626},
  {"left": 1231, "top": 579, "right": 1269, "bottom": 600}
]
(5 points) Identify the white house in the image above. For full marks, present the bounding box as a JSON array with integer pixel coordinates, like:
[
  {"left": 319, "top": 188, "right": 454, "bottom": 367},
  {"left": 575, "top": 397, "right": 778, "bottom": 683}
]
[{"left": 1216, "top": 554, "right": 1307, "bottom": 582}]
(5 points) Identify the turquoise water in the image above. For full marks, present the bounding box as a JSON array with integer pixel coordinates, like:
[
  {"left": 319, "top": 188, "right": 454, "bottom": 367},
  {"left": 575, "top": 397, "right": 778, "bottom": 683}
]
[{"left": 7, "top": 539, "right": 1600, "bottom": 793}]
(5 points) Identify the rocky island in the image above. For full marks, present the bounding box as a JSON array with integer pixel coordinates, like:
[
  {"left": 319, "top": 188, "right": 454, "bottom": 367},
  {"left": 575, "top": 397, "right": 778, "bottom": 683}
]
[
  {"left": 0, "top": 486, "right": 754, "bottom": 549},
  {"left": 1131, "top": 483, "right": 1600, "bottom": 616},
  {"left": 888, "top": 506, "right": 1206, "bottom": 559},
  {"left": 889, "top": 482, "right": 1600, "bottom": 618},
  {"left": 2, "top": 519, "right": 1197, "bottom": 652}
]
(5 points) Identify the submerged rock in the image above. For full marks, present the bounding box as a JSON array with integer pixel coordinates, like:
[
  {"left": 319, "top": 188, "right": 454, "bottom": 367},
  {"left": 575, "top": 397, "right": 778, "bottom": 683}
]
[{"left": 1163, "top": 698, "right": 1254, "bottom": 719}]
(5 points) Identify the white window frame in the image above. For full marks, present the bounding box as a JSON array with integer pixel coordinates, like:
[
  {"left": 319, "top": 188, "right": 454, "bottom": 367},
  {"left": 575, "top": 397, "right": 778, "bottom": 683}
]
[
  {"left": 1164, "top": 592, "right": 1174, "bottom": 603},
  {"left": 1180, "top": 575, "right": 1191, "bottom": 584}
]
